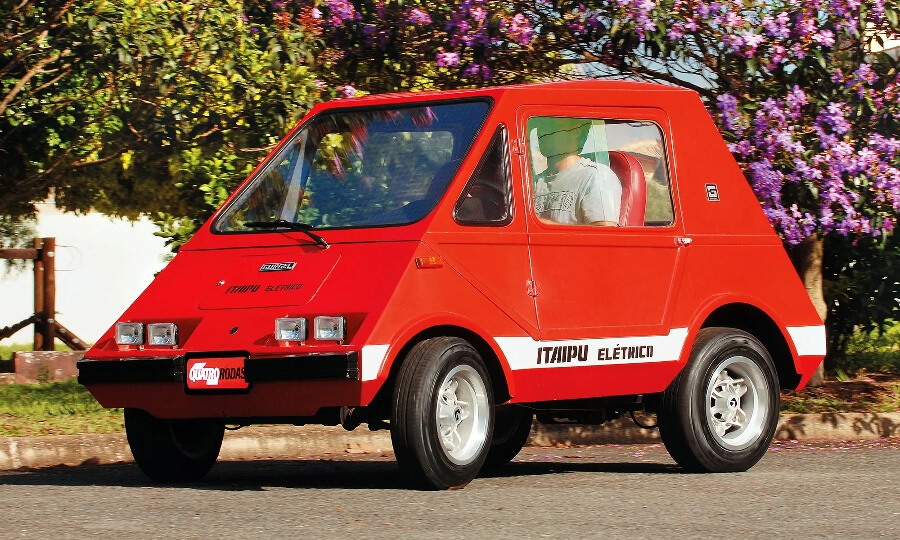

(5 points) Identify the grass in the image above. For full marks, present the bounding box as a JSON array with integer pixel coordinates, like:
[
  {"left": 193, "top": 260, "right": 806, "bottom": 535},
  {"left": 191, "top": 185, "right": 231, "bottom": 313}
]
[
  {"left": 881, "top": 382, "right": 900, "bottom": 411},
  {"left": 781, "top": 375, "right": 900, "bottom": 413},
  {"left": 779, "top": 321, "right": 900, "bottom": 414},
  {"left": 0, "top": 344, "right": 23, "bottom": 372},
  {"left": 1, "top": 375, "right": 896, "bottom": 438},
  {"left": 0, "top": 343, "right": 28, "bottom": 360},
  {"left": 1, "top": 343, "right": 74, "bottom": 357},
  {"left": 782, "top": 360, "right": 899, "bottom": 415},
  {"left": 0, "top": 328, "right": 898, "bottom": 437},
  {"left": 0, "top": 378, "right": 123, "bottom": 437},
  {"left": 1, "top": 342, "right": 77, "bottom": 374}
]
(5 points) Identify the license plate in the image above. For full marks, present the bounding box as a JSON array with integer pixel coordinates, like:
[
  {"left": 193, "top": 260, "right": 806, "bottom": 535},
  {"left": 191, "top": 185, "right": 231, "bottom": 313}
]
[{"left": 185, "top": 355, "right": 249, "bottom": 391}]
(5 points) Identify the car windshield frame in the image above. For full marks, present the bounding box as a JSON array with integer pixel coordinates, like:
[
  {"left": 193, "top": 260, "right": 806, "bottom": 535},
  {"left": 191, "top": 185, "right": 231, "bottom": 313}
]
[{"left": 213, "top": 98, "right": 493, "bottom": 234}]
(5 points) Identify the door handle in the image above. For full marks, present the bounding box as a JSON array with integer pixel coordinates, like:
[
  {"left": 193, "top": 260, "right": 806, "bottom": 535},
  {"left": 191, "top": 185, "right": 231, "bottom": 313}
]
[{"left": 675, "top": 237, "right": 693, "bottom": 247}]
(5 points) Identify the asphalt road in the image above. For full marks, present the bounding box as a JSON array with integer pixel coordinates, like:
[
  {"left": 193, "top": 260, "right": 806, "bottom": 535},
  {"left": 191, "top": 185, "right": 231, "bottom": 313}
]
[{"left": 1, "top": 440, "right": 898, "bottom": 539}]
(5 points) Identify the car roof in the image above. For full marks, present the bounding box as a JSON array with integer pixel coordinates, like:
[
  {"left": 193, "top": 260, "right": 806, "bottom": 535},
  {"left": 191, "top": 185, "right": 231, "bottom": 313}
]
[{"left": 310, "top": 80, "right": 696, "bottom": 113}]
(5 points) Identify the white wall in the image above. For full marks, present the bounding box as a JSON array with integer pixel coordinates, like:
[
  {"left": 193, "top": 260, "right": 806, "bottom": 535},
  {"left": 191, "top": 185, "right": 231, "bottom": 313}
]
[{"left": 0, "top": 201, "right": 170, "bottom": 345}]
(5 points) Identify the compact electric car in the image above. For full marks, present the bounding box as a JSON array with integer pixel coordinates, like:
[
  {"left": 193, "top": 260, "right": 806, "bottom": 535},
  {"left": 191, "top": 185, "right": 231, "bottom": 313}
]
[{"left": 79, "top": 81, "right": 826, "bottom": 489}]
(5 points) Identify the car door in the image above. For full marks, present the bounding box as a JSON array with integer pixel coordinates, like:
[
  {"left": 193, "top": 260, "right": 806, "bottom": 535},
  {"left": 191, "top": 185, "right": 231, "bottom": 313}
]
[
  {"left": 512, "top": 106, "right": 688, "bottom": 400},
  {"left": 428, "top": 123, "right": 540, "bottom": 335}
]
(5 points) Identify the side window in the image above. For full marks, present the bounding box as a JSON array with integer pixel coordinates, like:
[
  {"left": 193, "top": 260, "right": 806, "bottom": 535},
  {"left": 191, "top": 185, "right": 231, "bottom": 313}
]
[
  {"left": 454, "top": 125, "right": 513, "bottom": 226},
  {"left": 611, "top": 122, "right": 674, "bottom": 226},
  {"left": 527, "top": 116, "right": 674, "bottom": 227}
]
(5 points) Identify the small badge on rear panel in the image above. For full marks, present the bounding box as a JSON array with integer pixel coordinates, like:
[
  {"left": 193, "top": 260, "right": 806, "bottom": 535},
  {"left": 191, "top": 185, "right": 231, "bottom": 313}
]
[{"left": 259, "top": 262, "right": 296, "bottom": 272}]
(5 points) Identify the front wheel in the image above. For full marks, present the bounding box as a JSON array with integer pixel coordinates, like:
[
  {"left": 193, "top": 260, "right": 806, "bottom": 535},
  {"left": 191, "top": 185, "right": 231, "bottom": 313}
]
[
  {"left": 391, "top": 337, "right": 494, "bottom": 490},
  {"left": 658, "top": 328, "right": 780, "bottom": 472},
  {"left": 124, "top": 408, "right": 225, "bottom": 483}
]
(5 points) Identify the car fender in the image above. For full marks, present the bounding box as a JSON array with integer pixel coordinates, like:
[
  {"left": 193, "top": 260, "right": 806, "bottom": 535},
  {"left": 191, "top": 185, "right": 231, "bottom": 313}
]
[
  {"left": 366, "top": 312, "right": 518, "bottom": 400},
  {"left": 682, "top": 292, "right": 825, "bottom": 387}
]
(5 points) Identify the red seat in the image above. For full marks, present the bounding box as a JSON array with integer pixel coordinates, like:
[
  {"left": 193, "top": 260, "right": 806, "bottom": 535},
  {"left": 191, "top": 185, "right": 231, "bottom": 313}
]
[{"left": 607, "top": 151, "right": 647, "bottom": 227}]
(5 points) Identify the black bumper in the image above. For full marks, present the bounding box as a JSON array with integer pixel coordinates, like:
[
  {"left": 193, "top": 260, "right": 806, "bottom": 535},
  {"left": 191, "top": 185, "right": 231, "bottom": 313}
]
[{"left": 77, "top": 352, "right": 360, "bottom": 385}]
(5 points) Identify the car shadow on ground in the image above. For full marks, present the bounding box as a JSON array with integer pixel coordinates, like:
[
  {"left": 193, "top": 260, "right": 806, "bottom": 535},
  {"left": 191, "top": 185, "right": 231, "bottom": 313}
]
[{"left": 0, "top": 457, "right": 683, "bottom": 491}]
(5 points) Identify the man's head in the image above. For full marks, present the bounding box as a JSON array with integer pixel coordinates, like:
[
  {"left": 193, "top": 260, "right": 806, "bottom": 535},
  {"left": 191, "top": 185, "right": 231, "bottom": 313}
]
[{"left": 536, "top": 118, "right": 592, "bottom": 158}]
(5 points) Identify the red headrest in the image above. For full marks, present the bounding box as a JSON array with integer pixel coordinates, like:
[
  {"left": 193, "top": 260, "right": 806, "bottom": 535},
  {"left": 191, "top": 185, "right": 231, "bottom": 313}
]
[{"left": 607, "top": 151, "right": 647, "bottom": 227}]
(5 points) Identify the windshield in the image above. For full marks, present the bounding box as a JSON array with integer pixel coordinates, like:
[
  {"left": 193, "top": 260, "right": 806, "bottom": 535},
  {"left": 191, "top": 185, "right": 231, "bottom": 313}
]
[{"left": 216, "top": 101, "right": 491, "bottom": 232}]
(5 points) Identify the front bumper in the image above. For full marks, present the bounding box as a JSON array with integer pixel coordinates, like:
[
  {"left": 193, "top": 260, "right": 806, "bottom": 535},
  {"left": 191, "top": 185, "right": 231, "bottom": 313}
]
[{"left": 77, "top": 352, "right": 360, "bottom": 385}]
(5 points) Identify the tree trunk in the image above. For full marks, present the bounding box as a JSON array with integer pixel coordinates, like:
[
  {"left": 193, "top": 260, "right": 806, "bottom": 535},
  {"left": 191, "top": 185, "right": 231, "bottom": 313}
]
[{"left": 791, "top": 234, "right": 828, "bottom": 387}]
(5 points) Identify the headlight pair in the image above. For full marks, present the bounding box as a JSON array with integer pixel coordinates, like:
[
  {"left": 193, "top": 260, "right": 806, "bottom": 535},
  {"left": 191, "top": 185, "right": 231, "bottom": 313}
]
[
  {"left": 115, "top": 322, "right": 177, "bottom": 346},
  {"left": 276, "top": 316, "right": 346, "bottom": 342}
]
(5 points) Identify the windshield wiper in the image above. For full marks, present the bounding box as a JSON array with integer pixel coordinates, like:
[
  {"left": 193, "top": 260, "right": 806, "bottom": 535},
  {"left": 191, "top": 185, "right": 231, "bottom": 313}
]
[{"left": 245, "top": 220, "right": 330, "bottom": 249}]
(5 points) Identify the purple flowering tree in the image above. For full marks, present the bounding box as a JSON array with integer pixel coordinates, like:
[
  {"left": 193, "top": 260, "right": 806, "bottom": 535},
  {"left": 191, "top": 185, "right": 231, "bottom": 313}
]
[
  {"left": 279, "top": 1, "right": 900, "bottom": 248},
  {"left": 271, "top": 1, "right": 553, "bottom": 93},
  {"left": 598, "top": 1, "right": 900, "bottom": 381},
  {"left": 275, "top": 1, "right": 900, "bottom": 380}
]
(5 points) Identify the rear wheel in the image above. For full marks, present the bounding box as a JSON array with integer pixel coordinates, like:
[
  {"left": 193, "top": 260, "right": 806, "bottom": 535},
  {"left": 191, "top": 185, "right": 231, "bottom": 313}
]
[
  {"left": 391, "top": 337, "right": 494, "bottom": 490},
  {"left": 124, "top": 408, "right": 224, "bottom": 483},
  {"left": 658, "top": 328, "right": 780, "bottom": 472},
  {"left": 485, "top": 408, "right": 533, "bottom": 467}
]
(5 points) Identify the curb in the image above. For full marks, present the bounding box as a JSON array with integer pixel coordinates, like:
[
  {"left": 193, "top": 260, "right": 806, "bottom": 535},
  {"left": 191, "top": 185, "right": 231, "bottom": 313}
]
[{"left": 1, "top": 412, "right": 898, "bottom": 471}]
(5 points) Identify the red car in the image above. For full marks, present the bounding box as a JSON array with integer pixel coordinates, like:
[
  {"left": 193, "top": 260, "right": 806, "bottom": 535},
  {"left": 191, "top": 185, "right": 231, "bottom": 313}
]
[{"left": 79, "top": 81, "right": 826, "bottom": 489}]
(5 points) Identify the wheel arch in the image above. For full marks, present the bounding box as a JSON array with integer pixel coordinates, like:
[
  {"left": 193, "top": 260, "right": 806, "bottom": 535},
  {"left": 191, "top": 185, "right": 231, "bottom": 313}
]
[
  {"left": 700, "top": 302, "right": 800, "bottom": 390},
  {"left": 371, "top": 324, "right": 513, "bottom": 419}
]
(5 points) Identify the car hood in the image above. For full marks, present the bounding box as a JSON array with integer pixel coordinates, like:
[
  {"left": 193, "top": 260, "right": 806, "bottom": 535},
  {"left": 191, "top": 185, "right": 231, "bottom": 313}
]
[
  {"left": 198, "top": 251, "right": 341, "bottom": 310},
  {"left": 87, "top": 240, "right": 421, "bottom": 354}
]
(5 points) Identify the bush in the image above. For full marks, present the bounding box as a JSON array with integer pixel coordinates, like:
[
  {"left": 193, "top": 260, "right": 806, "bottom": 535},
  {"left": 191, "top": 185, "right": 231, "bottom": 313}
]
[{"left": 837, "top": 322, "right": 900, "bottom": 375}]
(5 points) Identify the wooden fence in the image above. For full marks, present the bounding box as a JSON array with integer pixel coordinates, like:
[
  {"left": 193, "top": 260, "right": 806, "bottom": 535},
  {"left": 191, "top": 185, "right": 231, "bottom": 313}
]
[{"left": 0, "top": 237, "right": 86, "bottom": 351}]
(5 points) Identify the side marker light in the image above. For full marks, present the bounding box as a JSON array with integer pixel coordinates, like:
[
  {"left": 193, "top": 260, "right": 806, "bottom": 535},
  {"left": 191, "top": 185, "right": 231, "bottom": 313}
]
[{"left": 415, "top": 256, "right": 444, "bottom": 269}]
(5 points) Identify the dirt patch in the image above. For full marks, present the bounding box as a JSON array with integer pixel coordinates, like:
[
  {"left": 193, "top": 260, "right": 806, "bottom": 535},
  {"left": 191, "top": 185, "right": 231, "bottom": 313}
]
[{"left": 782, "top": 373, "right": 900, "bottom": 413}]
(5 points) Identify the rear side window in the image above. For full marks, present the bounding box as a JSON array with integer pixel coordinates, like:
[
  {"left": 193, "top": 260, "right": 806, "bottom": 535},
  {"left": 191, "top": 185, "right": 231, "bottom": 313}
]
[
  {"left": 454, "top": 126, "right": 513, "bottom": 226},
  {"left": 527, "top": 117, "right": 674, "bottom": 227}
]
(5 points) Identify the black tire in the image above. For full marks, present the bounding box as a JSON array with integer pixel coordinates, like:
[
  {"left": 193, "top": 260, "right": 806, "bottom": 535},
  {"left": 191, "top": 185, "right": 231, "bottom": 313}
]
[
  {"left": 391, "top": 337, "right": 494, "bottom": 490},
  {"left": 124, "top": 408, "right": 225, "bottom": 483},
  {"left": 485, "top": 408, "right": 533, "bottom": 467},
  {"left": 658, "top": 328, "right": 780, "bottom": 472}
]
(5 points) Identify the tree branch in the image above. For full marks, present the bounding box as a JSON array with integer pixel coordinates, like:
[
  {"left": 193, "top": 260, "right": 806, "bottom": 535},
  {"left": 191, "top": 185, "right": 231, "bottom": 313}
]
[
  {"left": 26, "top": 65, "right": 72, "bottom": 94},
  {"left": 67, "top": 149, "right": 126, "bottom": 169},
  {"left": 0, "top": 0, "right": 77, "bottom": 57},
  {"left": 238, "top": 144, "right": 278, "bottom": 153},
  {"left": 0, "top": 49, "right": 68, "bottom": 117},
  {"left": 0, "top": 146, "right": 74, "bottom": 209},
  {"left": 555, "top": 54, "right": 718, "bottom": 100},
  {"left": 195, "top": 125, "right": 220, "bottom": 139},
  {"left": 0, "top": 32, "right": 49, "bottom": 80},
  {"left": 124, "top": 119, "right": 149, "bottom": 142}
]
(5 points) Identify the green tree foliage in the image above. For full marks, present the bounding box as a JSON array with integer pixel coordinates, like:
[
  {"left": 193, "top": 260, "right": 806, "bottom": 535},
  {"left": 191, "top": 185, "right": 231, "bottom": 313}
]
[
  {"left": 0, "top": 215, "right": 35, "bottom": 274},
  {"left": 1, "top": 0, "right": 327, "bottom": 249},
  {"left": 824, "top": 232, "right": 900, "bottom": 360},
  {"left": 1, "top": 0, "right": 120, "bottom": 218},
  {"left": 112, "top": 0, "right": 327, "bottom": 248}
]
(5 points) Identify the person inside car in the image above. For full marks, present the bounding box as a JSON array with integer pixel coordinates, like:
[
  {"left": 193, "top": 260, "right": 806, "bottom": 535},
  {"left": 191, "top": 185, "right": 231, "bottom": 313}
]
[{"left": 532, "top": 117, "right": 622, "bottom": 226}]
